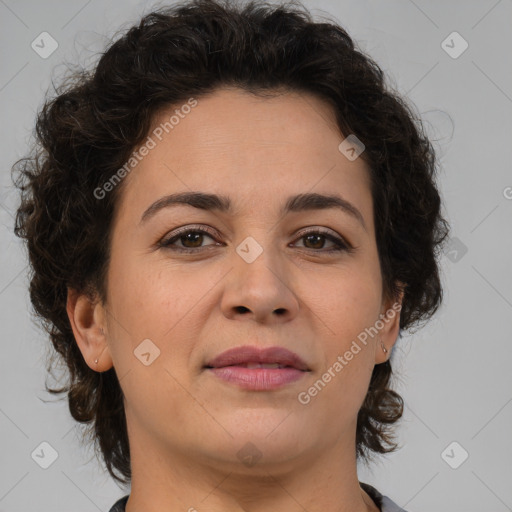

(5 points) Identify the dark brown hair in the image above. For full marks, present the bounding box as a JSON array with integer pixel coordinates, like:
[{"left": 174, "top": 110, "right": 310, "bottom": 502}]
[{"left": 12, "top": 0, "right": 450, "bottom": 485}]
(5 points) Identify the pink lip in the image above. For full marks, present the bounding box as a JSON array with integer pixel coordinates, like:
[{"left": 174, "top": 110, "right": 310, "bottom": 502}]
[{"left": 204, "top": 345, "right": 310, "bottom": 391}]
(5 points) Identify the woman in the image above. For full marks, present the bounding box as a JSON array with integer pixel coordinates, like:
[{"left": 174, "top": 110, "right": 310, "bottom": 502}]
[{"left": 12, "top": 0, "right": 450, "bottom": 510}]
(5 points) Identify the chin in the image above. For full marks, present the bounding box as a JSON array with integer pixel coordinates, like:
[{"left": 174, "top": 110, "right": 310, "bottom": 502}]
[
  {"left": 203, "top": 435, "right": 311, "bottom": 474},
  {"left": 217, "top": 411, "right": 315, "bottom": 456}
]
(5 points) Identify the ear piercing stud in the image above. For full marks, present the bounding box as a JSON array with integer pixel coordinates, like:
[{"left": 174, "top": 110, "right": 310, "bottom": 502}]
[{"left": 95, "top": 328, "right": 105, "bottom": 364}]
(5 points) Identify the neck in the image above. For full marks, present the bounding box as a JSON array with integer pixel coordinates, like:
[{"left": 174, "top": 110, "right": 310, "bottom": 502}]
[{"left": 124, "top": 420, "right": 378, "bottom": 512}]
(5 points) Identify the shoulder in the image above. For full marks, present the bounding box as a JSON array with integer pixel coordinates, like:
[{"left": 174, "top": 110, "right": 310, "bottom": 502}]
[
  {"left": 108, "top": 495, "right": 129, "bottom": 512},
  {"left": 360, "top": 482, "right": 410, "bottom": 512}
]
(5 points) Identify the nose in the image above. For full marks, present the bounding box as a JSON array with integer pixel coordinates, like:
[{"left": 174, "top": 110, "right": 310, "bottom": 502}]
[{"left": 220, "top": 240, "right": 300, "bottom": 324}]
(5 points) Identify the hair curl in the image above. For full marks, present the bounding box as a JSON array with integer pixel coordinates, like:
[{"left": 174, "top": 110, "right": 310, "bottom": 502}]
[{"left": 12, "top": 0, "right": 450, "bottom": 485}]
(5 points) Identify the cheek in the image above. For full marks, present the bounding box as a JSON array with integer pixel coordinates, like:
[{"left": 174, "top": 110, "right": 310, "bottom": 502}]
[
  {"left": 320, "top": 269, "right": 381, "bottom": 337},
  {"left": 106, "top": 263, "right": 202, "bottom": 414},
  {"left": 313, "top": 327, "right": 375, "bottom": 416},
  {"left": 106, "top": 254, "right": 212, "bottom": 373},
  {"left": 108, "top": 251, "right": 185, "bottom": 326},
  {"left": 312, "top": 272, "right": 379, "bottom": 391}
]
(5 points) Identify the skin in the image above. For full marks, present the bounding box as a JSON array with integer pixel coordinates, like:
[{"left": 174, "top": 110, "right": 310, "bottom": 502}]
[{"left": 67, "top": 87, "right": 403, "bottom": 512}]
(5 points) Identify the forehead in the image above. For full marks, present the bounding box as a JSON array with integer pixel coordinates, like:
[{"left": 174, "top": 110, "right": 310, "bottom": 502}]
[
  {"left": 151, "top": 87, "right": 343, "bottom": 160},
  {"left": 116, "top": 87, "right": 373, "bottom": 227}
]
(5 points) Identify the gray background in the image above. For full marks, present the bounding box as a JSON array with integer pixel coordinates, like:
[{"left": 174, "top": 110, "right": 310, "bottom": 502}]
[{"left": 1, "top": 0, "right": 511, "bottom": 511}]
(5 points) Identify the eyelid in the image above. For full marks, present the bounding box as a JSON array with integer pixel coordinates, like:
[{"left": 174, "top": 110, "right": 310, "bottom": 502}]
[
  {"left": 167, "top": 224, "right": 218, "bottom": 237},
  {"left": 158, "top": 223, "right": 355, "bottom": 254},
  {"left": 294, "top": 226, "right": 346, "bottom": 241},
  {"left": 162, "top": 224, "right": 347, "bottom": 240},
  {"left": 159, "top": 224, "right": 219, "bottom": 244},
  {"left": 292, "top": 227, "right": 354, "bottom": 252}
]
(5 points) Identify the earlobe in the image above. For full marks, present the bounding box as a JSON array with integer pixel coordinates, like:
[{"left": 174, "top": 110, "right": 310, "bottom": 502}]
[
  {"left": 375, "top": 284, "right": 405, "bottom": 365},
  {"left": 66, "top": 287, "right": 113, "bottom": 372},
  {"left": 375, "top": 336, "right": 392, "bottom": 365}
]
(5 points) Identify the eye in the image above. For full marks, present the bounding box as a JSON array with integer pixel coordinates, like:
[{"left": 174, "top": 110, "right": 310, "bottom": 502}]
[
  {"left": 158, "top": 225, "right": 354, "bottom": 254},
  {"left": 158, "top": 225, "right": 220, "bottom": 253},
  {"left": 292, "top": 228, "right": 352, "bottom": 253}
]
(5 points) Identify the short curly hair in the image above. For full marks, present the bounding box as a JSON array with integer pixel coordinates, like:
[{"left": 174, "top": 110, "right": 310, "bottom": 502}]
[{"left": 12, "top": 0, "right": 450, "bottom": 485}]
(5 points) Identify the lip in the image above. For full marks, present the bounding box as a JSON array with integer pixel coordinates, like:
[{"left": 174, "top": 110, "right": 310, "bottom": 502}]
[
  {"left": 205, "top": 345, "right": 309, "bottom": 371},
  {"left": 204, "top": 345, "right": 310, "bottom": 391}
]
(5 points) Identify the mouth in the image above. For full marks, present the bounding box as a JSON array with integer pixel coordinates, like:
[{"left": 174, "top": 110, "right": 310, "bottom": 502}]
[
  {"left": 204, "top": 345, "right": 310, "bottom": 390},
  {"left": 204, "top": 345, "right": 310, "bottom": 371}
]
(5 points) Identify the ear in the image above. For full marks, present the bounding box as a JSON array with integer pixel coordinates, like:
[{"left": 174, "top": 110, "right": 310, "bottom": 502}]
[
  {"left": 66, "top": 287, "right": 113, "bottom": 372},
  {"left": 374, "top": 282, "right": 405, "bottom": 365}
]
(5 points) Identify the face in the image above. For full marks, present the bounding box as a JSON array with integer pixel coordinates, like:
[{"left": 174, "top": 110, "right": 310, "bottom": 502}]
[{"left": 71, "top": 87, "right": 402, "bottom": 475}]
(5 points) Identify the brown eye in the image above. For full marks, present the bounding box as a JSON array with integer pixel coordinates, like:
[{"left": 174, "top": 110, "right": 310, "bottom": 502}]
[
  {"left": 293, "top": 229, "right": 351, "bottom": 253},
  {"left": 302, "top": 233, "right": 330, "bottom": 250},
  {"left": 158, "top": 226, "right": 353, "bottom": 255},
  {"left": 176, "top": 231, "right": 209, "bottom": 248},
  {"left": 159, "top": 227, "right": 219, "bottom": 252}
]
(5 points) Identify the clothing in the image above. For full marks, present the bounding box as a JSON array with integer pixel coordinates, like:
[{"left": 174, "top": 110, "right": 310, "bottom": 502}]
[
  {"left": 108, "top": 482, "right": 408, "bottom": 512},
  {"left": 109, "top": 494, "right": 128, "bottom": 512},
  {"left": 360, "top": 482, "right": 409, "bottom": 511}
]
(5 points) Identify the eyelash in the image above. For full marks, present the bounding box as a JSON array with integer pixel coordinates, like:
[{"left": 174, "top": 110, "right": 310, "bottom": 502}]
[{"left": 158, "top": 225, "right": 354, "bottom": 254}]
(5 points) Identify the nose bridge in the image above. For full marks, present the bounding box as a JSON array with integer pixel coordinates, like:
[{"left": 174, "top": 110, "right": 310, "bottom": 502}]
[
  {"left": 221, "top": 228, "right": 299, "bottom": 321},
  {"left": 234, "top": 230, "right": 287, "bottom": 291}
]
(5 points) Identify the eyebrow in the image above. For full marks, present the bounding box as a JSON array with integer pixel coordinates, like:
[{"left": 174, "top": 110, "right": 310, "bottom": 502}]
[{"left": 139, "top": 191, "right": 367, "bottom": 231}]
